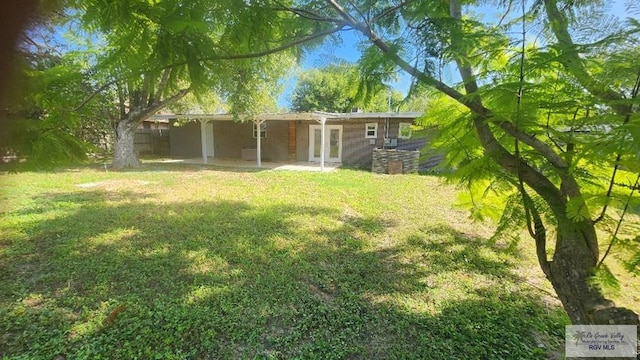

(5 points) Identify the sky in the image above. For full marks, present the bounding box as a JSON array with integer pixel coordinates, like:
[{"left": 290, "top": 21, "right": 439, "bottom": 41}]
[
  {"left": 276, "top": 0, "right": 634, "bottom": 110},
  {"left": 277, "top": 29, "right": 414, "bottom": 110}
]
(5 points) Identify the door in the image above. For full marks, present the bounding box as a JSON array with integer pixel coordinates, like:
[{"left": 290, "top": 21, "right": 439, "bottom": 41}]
[{"left": 309, "top": 124, "right": 342, "bottom": 162}]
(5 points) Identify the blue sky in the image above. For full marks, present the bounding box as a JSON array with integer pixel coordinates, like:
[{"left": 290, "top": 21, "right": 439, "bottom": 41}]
[
  {"left": 277, "top": 0, "right": 633, "bottom": 109},
  {"left": 277, "top": 29, "right": 413, "bottom": 109}
]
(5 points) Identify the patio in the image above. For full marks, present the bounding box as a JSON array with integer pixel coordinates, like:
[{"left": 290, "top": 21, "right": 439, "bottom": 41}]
[{"left": 154, "top": 158, "right": 341, "bottom": 172}]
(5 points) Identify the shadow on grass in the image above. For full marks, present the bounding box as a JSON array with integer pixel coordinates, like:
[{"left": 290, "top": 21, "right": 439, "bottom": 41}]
[{"left": 0, "top": 190, "right": 567, "bottom": 359}]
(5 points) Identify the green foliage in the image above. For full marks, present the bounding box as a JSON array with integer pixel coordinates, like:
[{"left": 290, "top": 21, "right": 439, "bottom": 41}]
[
  {"left": 9, "top": 0, "right": 313, "bottom": 168},
  {"left": 292, "top": 1, "right": 640, "bottom": 312},
  {"left": 1, "top": 21, "right": 116, "bottom": 170},
  {"left": 591, "top": 264, "right": 621, "bottom": 294},
  {"left": 290, "top": 62, "right": 403, "bottom": 112},
  {"left": 291, "top": 62, "right": 357, "bottom": 112}
]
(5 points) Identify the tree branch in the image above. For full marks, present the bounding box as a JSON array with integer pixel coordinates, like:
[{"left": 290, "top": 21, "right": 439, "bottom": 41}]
[
  {"left": 497, "top": 121, "right": 568, "bottom": 169},
  {"left": 73, "top": 78, "right": 118, "bottom": 112},
  {"left": 325, "top": 0, "right": 568, "bottom": 214},
  {"left": 140, "top": 72, "right": 151, "bottom": 108},
  {"left": 593, "top": 69, "right": 640, "bottom": 224},
  {"left": 125, "top": 87, "right": 191, "bottom": 124},
  {"left": 199, "top": 24, "right": 346, "bottom": 62},
  {"left": 597, "top": 173, "right": 640, "bottom": 268},
  {"left": 74, "top": 25, "right": 346, "bottom": 112},
  {"left": 543, "top": 0, "right": 627, "bottom": 115},
  {"left": 371, "top": 0, "right": 418, "bottom": 24},
  {"left": 153, "top": 68, "right": 172, "bottom": 105},
  {"left": 276, "top": 6, "right": 343, "bottom": 23}
]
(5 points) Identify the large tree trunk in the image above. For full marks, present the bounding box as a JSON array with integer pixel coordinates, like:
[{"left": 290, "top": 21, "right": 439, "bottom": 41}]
[
  {"left": 109, "top": 86, "right": 189, "bottom": 169},
  {"left": 547, "top": 218, "right": 639, "bottom": 326},
  {"left": 112, "top": 119, "right": 140, "bottom": 169},
  {"left": 325, "top": 0, "right": 640, "bottom": 333}
]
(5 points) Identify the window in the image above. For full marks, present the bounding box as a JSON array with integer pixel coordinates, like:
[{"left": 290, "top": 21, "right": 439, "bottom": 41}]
[
  {"left": 365, "top": 123, "right": 378, "bottom": 138},
  {"left": 398, "top": 122, "right": 412, "bottom": 139},
  {"left": 253, "top": 122, "right": 266, "bottom": 138}
]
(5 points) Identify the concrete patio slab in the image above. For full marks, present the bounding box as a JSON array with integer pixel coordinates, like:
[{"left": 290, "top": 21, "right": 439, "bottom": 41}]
[{"left": 153, "top": 158, "right": 341, "bottom": 172}]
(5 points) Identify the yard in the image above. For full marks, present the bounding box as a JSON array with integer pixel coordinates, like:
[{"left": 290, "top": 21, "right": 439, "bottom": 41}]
[{"left": 0, "top": 164, "right": 636, "bottom": 359}]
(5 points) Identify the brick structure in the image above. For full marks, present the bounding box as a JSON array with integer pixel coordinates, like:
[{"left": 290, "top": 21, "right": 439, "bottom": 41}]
[{"left": 372, "top": 148, "right": 420, "bottom": 174}]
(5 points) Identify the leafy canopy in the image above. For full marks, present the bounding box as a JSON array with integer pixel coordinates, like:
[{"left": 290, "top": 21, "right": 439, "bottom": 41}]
[{"left": 290, "top": 62, "right": 404, "bottom": 112}]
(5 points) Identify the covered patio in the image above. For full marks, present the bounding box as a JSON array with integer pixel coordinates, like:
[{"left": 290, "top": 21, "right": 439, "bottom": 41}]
[{"left": 151, "top": 112, "right": 340, "bottom": 172}]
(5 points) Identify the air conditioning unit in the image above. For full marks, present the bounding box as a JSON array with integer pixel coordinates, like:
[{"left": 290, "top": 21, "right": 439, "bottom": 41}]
[{"left": 384, "top": 138, "right": 398, "bottom": 147}]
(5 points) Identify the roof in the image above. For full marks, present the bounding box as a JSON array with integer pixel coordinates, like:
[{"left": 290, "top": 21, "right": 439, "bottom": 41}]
[{"left": 149, "top": 111, "right": 423, "bottom": 122}]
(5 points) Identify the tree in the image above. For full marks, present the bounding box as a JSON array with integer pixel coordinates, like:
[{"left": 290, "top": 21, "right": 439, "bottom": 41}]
[
  {"left": 63, "top": 0, "right": 307, "bottom": 169},
  {"left": 1, "top": 5, "right": 110, "bottom": 170},
  {"left": 290, "top": 62, "right": 403, "bottom": 112},
  {"left": 281, "top": 0, "right": 640, "bottom": 327},
  {"left": 8, "top": 0, "right": 344, "bottom": 169}
]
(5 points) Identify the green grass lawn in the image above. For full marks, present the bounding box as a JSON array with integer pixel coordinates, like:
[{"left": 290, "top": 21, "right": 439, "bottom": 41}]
[{"left": 0, "top": 164, "right": 634, "bottom": 359}]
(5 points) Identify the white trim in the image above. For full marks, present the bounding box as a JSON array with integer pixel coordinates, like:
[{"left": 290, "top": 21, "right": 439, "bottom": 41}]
[
  {"left": 309, "top": 124, "right": 342, "bottom": 164},
  {"left": 254, "top": 118, "right": 265, "bottom": 168},
  {"left": 365, "top": 122, "right": 378, "bottom": 139},
  {"left": 150, "top": 111, "right": 422, "bottom": 122},
  {"left": 398, "top": 122, "right": 412, "bottom": 139}
]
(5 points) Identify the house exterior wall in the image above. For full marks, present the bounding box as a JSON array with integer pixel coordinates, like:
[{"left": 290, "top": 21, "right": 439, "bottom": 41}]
[
  {"left": 170, "top": 120, "right": 291, "bottom": 161},
  {"left": 288, "top": 118, "right": 437, "bottom": 169},
  {"left": 264, "top": 121, "right": 289, "bottom": 161},
  {"left": 168, "top": 115, "right": 440, "bottom": 170},
  {"left": 169, "top": 120, "right": 201, "bottom": 158},
  {"left": 341, "top": 120, "right": 382, "bottom": 168},
  {"left": 296, "top": 121, "right": 309, "bottom": 161},
  {"left": 339, "top": 118, "right": 429, "bottom": 169},
  {"left": 212, "top": 120, "right": 289, "bottom": 161},
  {"left": 397, "top": 126, "right": 443, "bottom": 171},
  {"left": 211, "top": 121, "right": 250, "bottom": 158}
]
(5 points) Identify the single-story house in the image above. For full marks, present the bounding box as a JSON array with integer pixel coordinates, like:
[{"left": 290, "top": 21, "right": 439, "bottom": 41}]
[{"left": 150, "top": 111, "right": 441, "bottom": 172}]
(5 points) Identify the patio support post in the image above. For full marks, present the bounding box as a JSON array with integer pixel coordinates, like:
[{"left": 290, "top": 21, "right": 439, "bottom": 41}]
[
  {"left": 255, "top": 117, "right": 265, "bottom": 168},
  {"left": 199, "top": 119, "right": 208, "bottom": 164},
  {"left": 320, "top": 116, "right": 326, "bottom": 172}
]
